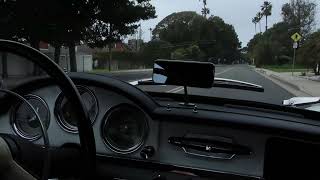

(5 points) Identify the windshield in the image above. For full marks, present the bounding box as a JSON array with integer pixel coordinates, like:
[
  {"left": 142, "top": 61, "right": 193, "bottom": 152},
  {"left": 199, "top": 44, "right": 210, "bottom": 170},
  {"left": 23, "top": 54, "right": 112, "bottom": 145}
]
[{"left": 0, "top": 0, "right": 319, "bottom": 110}]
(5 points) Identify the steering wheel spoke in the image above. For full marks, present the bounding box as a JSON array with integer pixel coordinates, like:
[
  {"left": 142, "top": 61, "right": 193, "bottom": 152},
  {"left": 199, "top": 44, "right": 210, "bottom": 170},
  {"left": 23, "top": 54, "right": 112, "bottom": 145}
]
[{"left": 0, "top": 39, "right": 96, "bottom": 179}]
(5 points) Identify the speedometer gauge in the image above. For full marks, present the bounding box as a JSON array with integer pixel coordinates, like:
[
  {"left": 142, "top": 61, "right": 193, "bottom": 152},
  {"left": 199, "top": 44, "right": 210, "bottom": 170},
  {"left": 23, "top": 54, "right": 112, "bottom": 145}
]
[
  {"left": 102, "top": 104, "right": 149, "bottom": 153},
  {"left": 55, "top": 85, "right": 98, "bottom": 133},
  {"left": 11, "top": 95, "right": 50, "bottom": 140}
]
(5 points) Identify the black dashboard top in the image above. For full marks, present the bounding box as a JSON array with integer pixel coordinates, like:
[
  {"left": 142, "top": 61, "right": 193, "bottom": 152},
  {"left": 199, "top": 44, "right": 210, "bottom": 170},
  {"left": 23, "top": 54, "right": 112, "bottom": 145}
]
[{"left": 1, "top": 73, "right": 320, "bottom": 179}]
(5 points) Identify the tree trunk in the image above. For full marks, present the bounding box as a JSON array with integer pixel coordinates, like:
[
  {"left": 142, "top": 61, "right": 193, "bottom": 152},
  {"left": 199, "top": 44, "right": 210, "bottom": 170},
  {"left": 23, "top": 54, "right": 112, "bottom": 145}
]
[
  {"left": 30, "top": 39, "right": 40, "bottom": 76},
  {"left": 54, "top": 44, "right": 61, "bottom": 64},
  {"left": 254, "top": 24, "right": 257, "bottom": 34},
  {"left": 259, "top": 22, "right": 261, "bottom": 33},
  {"left": 265, "top": 16, "right": 268, "bottom": 31},
  {"left": 68, "top": 42, "right": 77, "bottom": 72},
  {"left": 108, "top": 44, "right": 112, "bottom": 72},
  {"left": 1, "top": 52, "right": 8, "bottom": 79}
]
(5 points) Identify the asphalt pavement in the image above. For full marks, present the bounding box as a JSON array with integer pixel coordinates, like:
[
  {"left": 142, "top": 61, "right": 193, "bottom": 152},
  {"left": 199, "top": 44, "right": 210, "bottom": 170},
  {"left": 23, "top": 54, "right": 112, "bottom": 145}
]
[{"left": 103, "top": 65, "right": 294, "bottom": 105}]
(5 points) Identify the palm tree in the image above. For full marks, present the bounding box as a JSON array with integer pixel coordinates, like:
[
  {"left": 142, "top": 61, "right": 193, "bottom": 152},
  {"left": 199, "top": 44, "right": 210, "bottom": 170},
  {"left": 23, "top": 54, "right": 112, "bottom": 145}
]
[
  {"left": 252, "top": 17, "right": 259, "bottom": 34},
  {"left": 199, "top": 0, "right": 210, "bottom": 18},
  {"left": 256, "top": 12, "right": 263, "bottom": 33},
  {"left": 261, "top": 1, "right": 272, "bottom": 31}
]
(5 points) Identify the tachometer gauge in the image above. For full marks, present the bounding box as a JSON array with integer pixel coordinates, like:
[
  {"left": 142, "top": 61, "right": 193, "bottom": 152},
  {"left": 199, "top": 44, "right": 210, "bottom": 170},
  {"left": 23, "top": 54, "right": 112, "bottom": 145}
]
[
  {"left": 55, "top": 86, "right": 98, "bottom": 133},
  {"left": 11, "top": 95, "right": 50, "bottom": 140},
  {"left": 102, "top": 104, "right": 149, "bottom": 154}
]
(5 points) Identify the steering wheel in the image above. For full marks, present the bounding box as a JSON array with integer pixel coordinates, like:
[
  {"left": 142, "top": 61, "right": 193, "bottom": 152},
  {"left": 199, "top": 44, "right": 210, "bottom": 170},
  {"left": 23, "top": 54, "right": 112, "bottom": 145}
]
[{"left": 0, "top": 40, "right": 96, "bottom": 179}]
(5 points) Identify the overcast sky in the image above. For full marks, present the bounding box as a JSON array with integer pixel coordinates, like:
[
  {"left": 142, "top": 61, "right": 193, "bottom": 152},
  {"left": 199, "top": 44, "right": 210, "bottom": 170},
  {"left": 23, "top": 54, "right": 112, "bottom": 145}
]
[{"left": 137, "top": 0, "right": 319, "bottom": 47}]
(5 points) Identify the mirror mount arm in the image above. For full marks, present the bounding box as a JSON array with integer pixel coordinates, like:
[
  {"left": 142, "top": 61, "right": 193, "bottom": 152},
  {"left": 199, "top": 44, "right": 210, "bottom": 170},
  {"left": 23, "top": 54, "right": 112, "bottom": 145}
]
[
  {"left": 179, "top": 85, "right": 195, "bottom": 107},
  {"left": 184, "top": 85, "right": 188, "bottom": 104}
]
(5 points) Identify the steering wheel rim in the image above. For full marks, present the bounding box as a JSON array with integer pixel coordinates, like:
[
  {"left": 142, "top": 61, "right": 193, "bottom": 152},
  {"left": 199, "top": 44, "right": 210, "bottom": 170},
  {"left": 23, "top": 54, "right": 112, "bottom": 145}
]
[{"left": 0, "top": 39, "right": 96, "bottom": 178}]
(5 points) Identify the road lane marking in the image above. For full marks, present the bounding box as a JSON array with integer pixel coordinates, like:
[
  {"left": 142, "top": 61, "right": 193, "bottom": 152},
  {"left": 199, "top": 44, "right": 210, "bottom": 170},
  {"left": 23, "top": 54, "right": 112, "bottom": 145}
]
[
  {"left": 216, "top": 67, "right": 234, "bottom": 75},
  {"left": 170, "top": 87, "right": 184, "bottom": 93},
  {"left": 129, "top": 78, "right": 152, "bottom": 85},
  {"left": 166, "top": 86, "right": 183, "bottom": 93}
]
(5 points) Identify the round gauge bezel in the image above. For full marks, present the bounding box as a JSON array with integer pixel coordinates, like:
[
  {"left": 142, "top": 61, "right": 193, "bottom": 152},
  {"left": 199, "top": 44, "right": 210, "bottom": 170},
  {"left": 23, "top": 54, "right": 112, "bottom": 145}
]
[
  {"left": 11, "top": 94, "right": 50, "bottom": 141},
  {"left": 101, "top": 103, "right": 149, "bottom": 154},
  {"left": 55, "top": 85, "right": 98, "bottom": 133}
]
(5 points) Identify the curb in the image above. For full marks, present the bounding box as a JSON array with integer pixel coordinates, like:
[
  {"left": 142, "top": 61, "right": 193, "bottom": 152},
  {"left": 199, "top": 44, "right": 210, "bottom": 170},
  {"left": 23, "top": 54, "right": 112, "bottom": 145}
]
[
  {"left": 305, "top": 77, "right": 320, "bottom": 83},
  {"left": 254, "top": 68, "right": 313, "bottom": 97},
  {"left": 269, "top": 74, "right": 301, "bottom": 91}
]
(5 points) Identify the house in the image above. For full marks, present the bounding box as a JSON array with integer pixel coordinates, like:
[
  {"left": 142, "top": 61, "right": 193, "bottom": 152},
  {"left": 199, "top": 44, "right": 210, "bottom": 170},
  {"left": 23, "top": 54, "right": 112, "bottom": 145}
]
[
  {"left": 41, "top": 43, "right": 94, "bottom": 72},
  {"left": 128, "top": 39, "right": 143, "bottom": 51},
  {"left": 90, "top": 42, "right": 129, "bottom": 70},
  {"left": 0, "top": 42, "right": 94, "bottom": 79}
]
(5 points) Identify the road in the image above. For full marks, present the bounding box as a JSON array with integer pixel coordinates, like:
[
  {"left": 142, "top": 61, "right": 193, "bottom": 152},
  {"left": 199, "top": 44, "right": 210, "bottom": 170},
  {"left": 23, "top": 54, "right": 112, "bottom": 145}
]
[{"left": 104, "top": 65, "right": 293, "bottom": 105}]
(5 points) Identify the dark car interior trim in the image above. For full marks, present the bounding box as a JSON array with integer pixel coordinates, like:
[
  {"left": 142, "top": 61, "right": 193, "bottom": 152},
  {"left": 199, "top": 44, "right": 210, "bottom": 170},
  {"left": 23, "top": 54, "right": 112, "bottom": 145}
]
[{"left": 1, "top": 72, "right": 320, "bottom": 179}]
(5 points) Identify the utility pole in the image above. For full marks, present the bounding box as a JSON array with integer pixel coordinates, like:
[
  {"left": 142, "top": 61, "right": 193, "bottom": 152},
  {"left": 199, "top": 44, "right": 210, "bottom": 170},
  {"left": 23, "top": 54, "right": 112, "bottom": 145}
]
[
  {"left": 136, "top": 23, "right": 143, "bottom": 52},
  {"left": 149, "top": 28, "right": 152, "bottom": 41}
]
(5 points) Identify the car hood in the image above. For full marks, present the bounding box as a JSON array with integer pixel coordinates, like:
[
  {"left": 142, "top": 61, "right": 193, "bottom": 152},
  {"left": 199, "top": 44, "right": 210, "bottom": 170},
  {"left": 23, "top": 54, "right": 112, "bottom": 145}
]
[{"left": 283, "top": 97, "right": 320, "bottom": 112}]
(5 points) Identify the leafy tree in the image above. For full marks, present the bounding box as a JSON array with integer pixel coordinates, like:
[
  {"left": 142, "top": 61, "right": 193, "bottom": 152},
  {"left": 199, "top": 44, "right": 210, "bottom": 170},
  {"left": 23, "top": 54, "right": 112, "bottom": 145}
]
[
  {"left": 0, "top": 0, "right": 156, "bottom": 72},
  {"left": 172, "top": 48, "right": 187, "bottom": 60},
  {"left": 203, "top": 16, "right": 241, "bottom": 63},
  {"left": 297, "top": 30, "right": 320, "bottom": 73},
  {"left": 171, "top": 45, "right": 202, "bottom": 60},
  {"left": 248, "top": 0, "right": 318, "bottom": 68},
  {"left": 0, "top": 0, "right": 96, "bottom": 71},
  {"left": 153, "top": 12, "right": 241, "bottom": 63},
  {"left": 153, "top": 11, "right": 203, "bottom": 44},
  {"left": 247, "top": 22, "right": 293, "bottom": 66},
  {"left": 281, "top": 0, "right": 316, "bottom": 36},
  {"left": 261, "top": 1, "right": 272, "bottom": 31},
  {"left": 49, "top": 0, "right": 97, "bottom": 71},
  {"left": 141, "top": 40, "right": 172, "bottom": 63},
  {"left": 85, "top": 0, "right": 156, "bottom": 71}
]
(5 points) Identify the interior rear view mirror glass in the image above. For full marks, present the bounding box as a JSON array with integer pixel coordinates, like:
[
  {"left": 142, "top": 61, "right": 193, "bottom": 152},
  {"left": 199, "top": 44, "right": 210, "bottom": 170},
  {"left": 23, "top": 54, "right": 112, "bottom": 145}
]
[{"left": 152, "top": 60, "right": 215, "bottom": 88}]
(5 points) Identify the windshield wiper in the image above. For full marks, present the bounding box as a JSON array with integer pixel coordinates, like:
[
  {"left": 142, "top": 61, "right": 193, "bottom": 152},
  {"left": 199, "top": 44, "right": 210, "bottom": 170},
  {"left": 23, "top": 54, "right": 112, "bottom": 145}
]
[
  {"left": 137, "top": 78, "right": 264, "bottom": 92},
  {"left": 213, "top": 78, "right": 264, "bottom": 92}
]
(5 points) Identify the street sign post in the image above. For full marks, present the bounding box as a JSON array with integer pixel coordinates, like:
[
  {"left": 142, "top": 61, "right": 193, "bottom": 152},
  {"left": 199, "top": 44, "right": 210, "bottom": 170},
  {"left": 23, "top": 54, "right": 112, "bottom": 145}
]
[
  {"left": 291, "top": 33, "right": 302, "bottom": 76},
  {"left": 291, "top": 32, "right": 302, "bottom": 42},
  {"left": 292, "top": 42, "right": 298, "bottom": 76}
]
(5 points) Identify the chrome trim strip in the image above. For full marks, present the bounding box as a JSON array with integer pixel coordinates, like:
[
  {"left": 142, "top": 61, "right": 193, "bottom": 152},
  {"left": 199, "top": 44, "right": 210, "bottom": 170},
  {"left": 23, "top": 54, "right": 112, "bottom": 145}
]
[
  {"left": 55, "top": 85, "right": 98, "bottom": 133},
  {"left": 11, "top": 94, "right": 50, "bottom": 141},
  {"left": 182, "top": 147, "right": 236, "bottom": 160}
]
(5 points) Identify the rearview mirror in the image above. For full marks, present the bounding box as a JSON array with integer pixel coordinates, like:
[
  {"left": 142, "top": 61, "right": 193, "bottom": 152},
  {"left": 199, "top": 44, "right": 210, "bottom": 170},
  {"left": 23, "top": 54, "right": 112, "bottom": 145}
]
[{"left": 152, "top": 60, "right": 215, "bottom": 88}]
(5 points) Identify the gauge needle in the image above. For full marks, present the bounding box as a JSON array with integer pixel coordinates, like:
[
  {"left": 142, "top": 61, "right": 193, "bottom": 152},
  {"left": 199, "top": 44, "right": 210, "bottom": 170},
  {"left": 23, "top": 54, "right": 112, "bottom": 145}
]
[{"left": 28, "top": 107, "right": 39, "bottom": 123}]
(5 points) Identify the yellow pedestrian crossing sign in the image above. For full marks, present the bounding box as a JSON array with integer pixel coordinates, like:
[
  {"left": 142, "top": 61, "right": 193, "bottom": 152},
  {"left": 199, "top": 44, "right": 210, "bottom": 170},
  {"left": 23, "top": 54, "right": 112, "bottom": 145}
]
[{"left": 291, "top": 32, "right": 302, "bottom": 42}]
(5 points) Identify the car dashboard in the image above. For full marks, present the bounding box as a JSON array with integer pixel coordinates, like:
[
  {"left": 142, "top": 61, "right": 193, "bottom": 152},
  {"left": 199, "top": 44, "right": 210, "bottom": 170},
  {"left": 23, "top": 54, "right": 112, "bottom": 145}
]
[{"left": 0, "top": 73, "right": 320, "bottom": 180}]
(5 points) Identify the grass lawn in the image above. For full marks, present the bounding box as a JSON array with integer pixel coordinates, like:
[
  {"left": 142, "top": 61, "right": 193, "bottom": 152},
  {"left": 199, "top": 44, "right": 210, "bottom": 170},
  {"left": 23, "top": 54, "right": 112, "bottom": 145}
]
[
  {"left": 262, "top": 64, "right": 309, "bottom": 73},
  {"left": 90, "top": 69, "right": 110, "bottom": 73}
]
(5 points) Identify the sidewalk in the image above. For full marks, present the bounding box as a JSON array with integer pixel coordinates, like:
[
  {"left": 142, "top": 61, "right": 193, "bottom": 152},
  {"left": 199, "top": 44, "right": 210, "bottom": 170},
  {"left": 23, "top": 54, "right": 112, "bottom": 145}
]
[
  {"left": 255, "top": 68, "right": 320, "bottom": 97},
  {"left": 109, "top": 68, "right": 152, "bottom": 73},
  {"left": 91, "top": 68, "right": 152, "bottom": 74}
]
